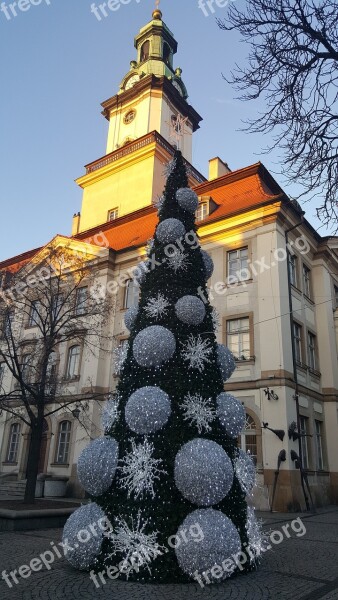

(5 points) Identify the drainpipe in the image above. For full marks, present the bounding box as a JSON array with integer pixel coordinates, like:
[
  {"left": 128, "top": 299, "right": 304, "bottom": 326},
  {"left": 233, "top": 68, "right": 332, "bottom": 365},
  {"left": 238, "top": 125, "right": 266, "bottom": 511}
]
[{"left": 285, "top": 218, "right": 311, "bottom": 511}]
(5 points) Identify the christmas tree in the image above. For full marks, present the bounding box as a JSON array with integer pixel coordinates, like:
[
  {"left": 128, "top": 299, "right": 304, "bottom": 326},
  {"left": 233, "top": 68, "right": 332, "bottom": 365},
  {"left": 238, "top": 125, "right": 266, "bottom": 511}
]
[{"left": 63, "top": 151, "right": 261, "bottom": 584}]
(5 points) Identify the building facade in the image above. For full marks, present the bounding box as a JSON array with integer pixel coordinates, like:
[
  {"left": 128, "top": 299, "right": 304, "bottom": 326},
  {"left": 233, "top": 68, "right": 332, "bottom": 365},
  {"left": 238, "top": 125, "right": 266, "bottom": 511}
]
[{"left": 0, "top": 9, "right": 337, "bottom": 511}]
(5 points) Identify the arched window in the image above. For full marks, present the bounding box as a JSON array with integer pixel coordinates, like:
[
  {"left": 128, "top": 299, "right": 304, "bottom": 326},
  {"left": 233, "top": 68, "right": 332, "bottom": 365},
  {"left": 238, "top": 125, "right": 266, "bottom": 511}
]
[
  {"left": 163, "top": 43, "right": 171, "bottom": 66},
  {"left": 124, "top": 279, "right": 140, "bottom": 309},
  {"left": 7, "top": 423, "right": 21, "bottom": 463},
  {"left": 55, "top": 421, "right": 72, "bottom": 464},
  {"left": 66, "top": 346, "right": 81, "bottom": 380},
  {"left": 238, "top": 414, "right": 258, "bottom": 466},
  {"left": 140, "top": 41, "right": 150, "bottom": 62}
]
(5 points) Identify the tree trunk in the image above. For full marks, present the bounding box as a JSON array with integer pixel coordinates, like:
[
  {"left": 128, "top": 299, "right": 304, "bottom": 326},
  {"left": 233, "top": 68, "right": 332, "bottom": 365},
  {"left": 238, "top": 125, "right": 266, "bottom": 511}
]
[{"left": 24, "top": 419, "right": 43, "bottom": 504}]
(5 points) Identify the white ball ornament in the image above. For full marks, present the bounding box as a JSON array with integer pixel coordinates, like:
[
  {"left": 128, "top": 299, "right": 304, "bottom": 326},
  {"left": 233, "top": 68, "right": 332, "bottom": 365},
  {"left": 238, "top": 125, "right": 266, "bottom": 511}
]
[
  {"left": 174, "top": 438, "right": 234, "bottom": 506},
  {"left": 217, "top": 344, "right": 236, "bottom": 380},
  {"left": 77, "top": 437, "right": 119, "bottom": 497},
  {"left": 175, "top": 509, "right": 241, "bottom": 580},
  {"left": 125, "top": 386, "right": 171, "bottom": 434},
  {"left": 124, "top": 305, "right": 138, "bottom": 331},
  {"left": 217, "top": 393, "right": 246, "bottom": 438},
  {"left": 63, "top": 503, "right": 107, "bottom": 570},
  {"left": 201, "top": 250, "right": 214, "bottom": 279},
  {"left": 175, "top": 295, "right": 206, "bottom": 326},
  {"left": 133, "top": 325, "right": 176, "bottom": 368},
  {"left": 156, "top": 218, "right": 186, "bottom": 244},
  {"left": 176, "top": 188, "right": 199, "bottom": 213}
]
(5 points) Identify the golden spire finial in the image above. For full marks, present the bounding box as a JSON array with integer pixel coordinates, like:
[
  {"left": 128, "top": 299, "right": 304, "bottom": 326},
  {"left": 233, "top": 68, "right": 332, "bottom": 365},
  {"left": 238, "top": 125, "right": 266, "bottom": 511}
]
[{"left": 152, "top": 0, "right": 162, "bottom": 20}]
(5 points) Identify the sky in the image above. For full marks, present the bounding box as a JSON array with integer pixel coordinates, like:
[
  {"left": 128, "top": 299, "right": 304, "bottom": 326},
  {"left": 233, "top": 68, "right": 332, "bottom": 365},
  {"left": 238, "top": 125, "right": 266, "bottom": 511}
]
[{"left": 0, "top": 0, "right": 327, "bottom": 262}]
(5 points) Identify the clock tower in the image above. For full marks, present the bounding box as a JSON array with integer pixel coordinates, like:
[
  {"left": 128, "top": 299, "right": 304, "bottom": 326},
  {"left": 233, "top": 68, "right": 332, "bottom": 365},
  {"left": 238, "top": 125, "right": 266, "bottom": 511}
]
[{"left": 74, "top": 9, "right": 203, "bottom": 234}]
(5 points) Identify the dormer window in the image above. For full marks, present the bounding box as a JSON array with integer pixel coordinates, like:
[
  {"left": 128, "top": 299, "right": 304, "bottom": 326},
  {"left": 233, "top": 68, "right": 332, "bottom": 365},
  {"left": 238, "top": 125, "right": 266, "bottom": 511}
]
[
  {"left": 140, "top": 41, "right": 150, "bottom": 62},
  {"left": 109, "top": 208, "right": 119, "bottom": 222},
  {"left": 196, "top": 201, "right": 209, "bottom": 222}
]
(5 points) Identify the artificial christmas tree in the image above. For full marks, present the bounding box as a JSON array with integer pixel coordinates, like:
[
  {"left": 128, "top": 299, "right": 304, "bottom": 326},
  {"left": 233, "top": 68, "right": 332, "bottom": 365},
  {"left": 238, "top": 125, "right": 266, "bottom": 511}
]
[{"left": 63, "top": 150, "right": 261, "bottom": 584}]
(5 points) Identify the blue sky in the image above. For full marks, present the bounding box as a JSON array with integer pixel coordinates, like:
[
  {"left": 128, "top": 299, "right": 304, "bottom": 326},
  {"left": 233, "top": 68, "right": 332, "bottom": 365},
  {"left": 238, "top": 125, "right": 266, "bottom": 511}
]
[{"left": 0, "top": 0, "right": 325, "bottom": 262}]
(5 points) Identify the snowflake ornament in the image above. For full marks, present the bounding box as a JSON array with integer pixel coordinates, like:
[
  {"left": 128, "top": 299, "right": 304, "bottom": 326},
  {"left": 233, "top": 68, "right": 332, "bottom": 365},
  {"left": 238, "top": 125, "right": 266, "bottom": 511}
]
[
  {"left": 181, "top": 334, "right": 213, "bottom": 372},
  {"left": 166, "top": 248, "right": 190, "bottom": 273},
  {"left": 101, "top": 394, "right": 120, "bottom": 433},
  {"left": 154, "top": 195, "right": 165, "bottom": 213},
  {"left": 163, "top": 157, "right": 177, "bottom": 177},
  {"left": 180, "top": 393, "right": 216, "bottom": 434},
  {"left": 113, "top": 342, "right": 129, "bottom": 376},
  {"left": 144, "top": 293, "right": 170, "bottom": 320},
  {"left": 118, "top": 438, "right": 167, "bottom": 499},
  {"left": 211, "top": 307, "right": 220, "bottom": 333},
  {"left": 108, "top": 512, "right": 166, "bottom": 577},
  {"left": 146, "top": 238, "right": 155, "bottom": 258}
]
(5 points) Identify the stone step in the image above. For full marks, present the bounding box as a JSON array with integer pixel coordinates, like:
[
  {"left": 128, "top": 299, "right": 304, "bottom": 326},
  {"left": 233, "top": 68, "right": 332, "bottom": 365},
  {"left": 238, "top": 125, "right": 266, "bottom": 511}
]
[{"left": 0, "top": 480, "right": 27, "bottom": 498}]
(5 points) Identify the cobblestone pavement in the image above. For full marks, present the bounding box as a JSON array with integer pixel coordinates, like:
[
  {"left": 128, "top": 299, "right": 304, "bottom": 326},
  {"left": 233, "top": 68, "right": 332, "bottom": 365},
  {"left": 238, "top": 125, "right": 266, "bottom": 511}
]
[{"left": 0, "top": 508, "right": 337, "bottom": 600}]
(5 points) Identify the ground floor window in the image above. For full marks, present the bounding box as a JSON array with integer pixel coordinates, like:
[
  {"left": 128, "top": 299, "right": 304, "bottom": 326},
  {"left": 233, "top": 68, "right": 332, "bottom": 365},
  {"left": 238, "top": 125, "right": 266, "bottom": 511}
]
[
  {"left": 55, "top": 421, "right": 72, "bottom": 464},
  {"left": 238, "top": 413, "right": 257, "bottom": 466},
  {"left": 7, "top": 423, "right": 21, "bottom": 463}
]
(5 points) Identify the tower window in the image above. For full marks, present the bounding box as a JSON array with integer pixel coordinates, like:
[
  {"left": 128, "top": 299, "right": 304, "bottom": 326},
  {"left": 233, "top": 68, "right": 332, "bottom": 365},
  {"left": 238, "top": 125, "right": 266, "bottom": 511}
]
[
  {"left": 163, "top": 43, "right": 171, "bottom": 66},
  {"left": 140, "top": 41, "right": 150, "bottom": 62}
]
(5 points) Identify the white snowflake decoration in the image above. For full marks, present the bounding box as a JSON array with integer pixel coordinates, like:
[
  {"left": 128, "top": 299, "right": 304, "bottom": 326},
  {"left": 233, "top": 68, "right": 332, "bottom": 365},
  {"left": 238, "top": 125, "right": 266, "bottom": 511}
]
[
  {"left": 146, "top": 238, "right": 155, "bottom": 257},
  {"left": 153, "top": 195, "right": 165, "bottom": 212},
  {"left": 166, "top": 249, "right": 190, "bottom": 273},
  {"left": 118, "top": 438, "right": 167, "bottom": 499},
  {"left": 163, "top": 157, "right": 177, "bottom": 177},
  {"left": 211, "top": 307, "right": 220, "bottom": 333},
  {"left": 180, "top": 393, "right": 216, "bottom": 433},
  {"left": 246, "top": 507, "right": 266, "bottom": 559},
  {"left": 113, "top": 342, "right": 129, "bottom": 376},
  {"left": 101, "top": 394, "right": 120, "bottom": 433},
  {"left": 181, "top": 334, "right": 213, "bottom": 372},
  {"left": 108, "top": 512, "right": 165, "bottom": 577},
  {"left": 144, "top": 293, "right": 170, "bottom": 320}
]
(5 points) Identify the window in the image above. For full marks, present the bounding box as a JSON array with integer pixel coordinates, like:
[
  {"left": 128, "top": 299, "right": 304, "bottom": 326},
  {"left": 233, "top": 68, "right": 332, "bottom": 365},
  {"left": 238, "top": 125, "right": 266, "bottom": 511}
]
[
  {"left": 303, "top": 265, "right": 311, "bottom": 298},
  {"left": 7, "top": 423, "right": 21, "bottom": 463},
  {"left": 140, "top": 40, "right": 150, "bottom": 62},
  {"left": 55, "top": 421, "right": 72, "bottom": 464},
  {"left": 226, "top": 317, "right": 251, "bottom": 360},
  {"left": 28, "top": 301, "right": 40, "bottom": 327},
  {"left": 75, "top": 287, "right": 88, "bottom": 316},
  {"left": 288, "top": 254, "right": 297, "bottom": 287},
  {"left": 108, "top": 208, "right": 119, "bottom": 222},
  {"left": 124, "top": 279, "right": 139, "bottom": 309},
  {"left": 334, "top": 285, "right": 338, "bottom": 308},
  {"left": 4, "top": 310, "right": 14, "bottom": 336},
  {"left": 293, "top": 322, "right": 302, "bottom": 363},
  {"left": 238, "top": 414, "right": 258, "bottom": 466},
  {"left": 307, "top": 332, "right": 317, "bottom": 370},
  {"left": 227, "top": 247, "right": 249, "bottom": 281},
  {"left": 0, "top": 363, "right": 4, "bottom": 388},
  {"left": 299, "top": 416, "right": 310, "bottom": 469},
  {"left": 163, "top": 43, "right": 171, "bottom": 66},
  {"left": 196, "top": 202, "right": 208, "bottom": 222},
  {"left": 66, "top": 345, "right": 81, "bottom": 379},
  {"left": 21, "top": 354, "right": 31, "bottom": 383},
  {"left": 46, "top": 352, "right": 58, "bottom": 395},
  {"left": 315, "top": 420, "right": 324, "bottom": 470}
]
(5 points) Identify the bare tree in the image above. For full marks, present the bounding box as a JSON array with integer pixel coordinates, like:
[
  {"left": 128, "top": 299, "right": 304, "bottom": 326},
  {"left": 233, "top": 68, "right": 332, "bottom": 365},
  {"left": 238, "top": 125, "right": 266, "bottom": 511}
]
[
  {"left": 0, "top": 243, "right": 114, "bottom": 503},
  {"left": 218, "top": 0, "right": 338, "bottom": 228}
]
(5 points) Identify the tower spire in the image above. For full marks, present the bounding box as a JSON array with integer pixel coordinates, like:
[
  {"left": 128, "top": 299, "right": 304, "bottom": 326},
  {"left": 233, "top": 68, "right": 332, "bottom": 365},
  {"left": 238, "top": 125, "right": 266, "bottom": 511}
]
[{"left": 152, "top": 0, "right": 162, "bottom": 20}]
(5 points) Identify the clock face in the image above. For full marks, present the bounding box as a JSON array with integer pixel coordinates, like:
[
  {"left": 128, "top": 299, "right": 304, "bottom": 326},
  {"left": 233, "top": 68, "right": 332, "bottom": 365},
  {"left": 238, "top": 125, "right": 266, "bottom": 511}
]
[
  {"left": 172, "top": 80, "right": 183, "bottom": 96},
  {"left": 125, "top": 74, "right": 139, "bottom": 90}
]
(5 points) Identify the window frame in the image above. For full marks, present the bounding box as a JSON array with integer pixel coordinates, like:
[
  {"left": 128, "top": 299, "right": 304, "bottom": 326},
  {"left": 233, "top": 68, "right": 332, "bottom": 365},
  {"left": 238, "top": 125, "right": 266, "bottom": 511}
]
[
  {"left": 124, "top": 279, "right": 139, "bottom": 310},
  {"left": 302, "top": 264, "right": 311, "bottom": 298},
  {"left": 227, "top": 247, "right": 249, "bottom": 282},
  {"left": 315, "top": 420, "right": 324, "bottom": 471},
  {"left": 0, "top": 362, "right": 4, "bottom": 388},
  {"left": 196, "top": 201, "right": 209, "bottom": 223},
  {"left": 299, "top": 416, "right": 310, "bottom": 469},
  {"left": 238, "top": 414, "right": 258, "bottom": 466},
  {"left": 75, "top": 287, "right": 88, "bottom": 316},
  {"left": 293, "top": 322, "right": 303, "bottom": 364},
  {"left": 6, "top": 423, "right": 21, "bottom": 464},
  {"left": 288, "top": 254, "right": 298, "bottom": 287},
  {"left": 55, "top": 420, "right": 72, "bottom": 465},
  {"left": 307, "top": 331, "right": 317, "bottom": 370},
  {"left": 226, "top": 316, "right": 251, "bottom": 360},
  {"left": 28, "top": 300, "right": 40, "bottom": 328},
  {"left": 65, "top": 345, "right": 81, "bottom": 380},
  {"left": 108, "top": 207, "right": 119, "bottom": 222}
]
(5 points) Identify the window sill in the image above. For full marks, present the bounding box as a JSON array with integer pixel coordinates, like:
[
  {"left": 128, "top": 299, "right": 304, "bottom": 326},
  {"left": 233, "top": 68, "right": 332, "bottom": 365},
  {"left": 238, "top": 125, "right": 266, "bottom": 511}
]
[
  {"left": 226, "top": 279, "right": 253, "bottom": 288},
  {"left": 304, "top": 294, "right": 314, "bottom": 305},
  {"left": 62, "top": 376, "right": 80, "bottom": 383},
  {"left": 50, "top": 463, "right": 69, "bottom": 468},
  {"left": 235, "top": 357, "right": 255, "bottom": 364},
  {"left": 296, "top": 361, "right": 308, "bottom": 372},
  {"left": 291, "top": 284, "right": 302, "bottom": 294},
  {"left": 2, "top": 462, "right": 18, "bottom": 466},
  {"left": 308, "top": 367, "right": 321, "bottom": 378}
]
